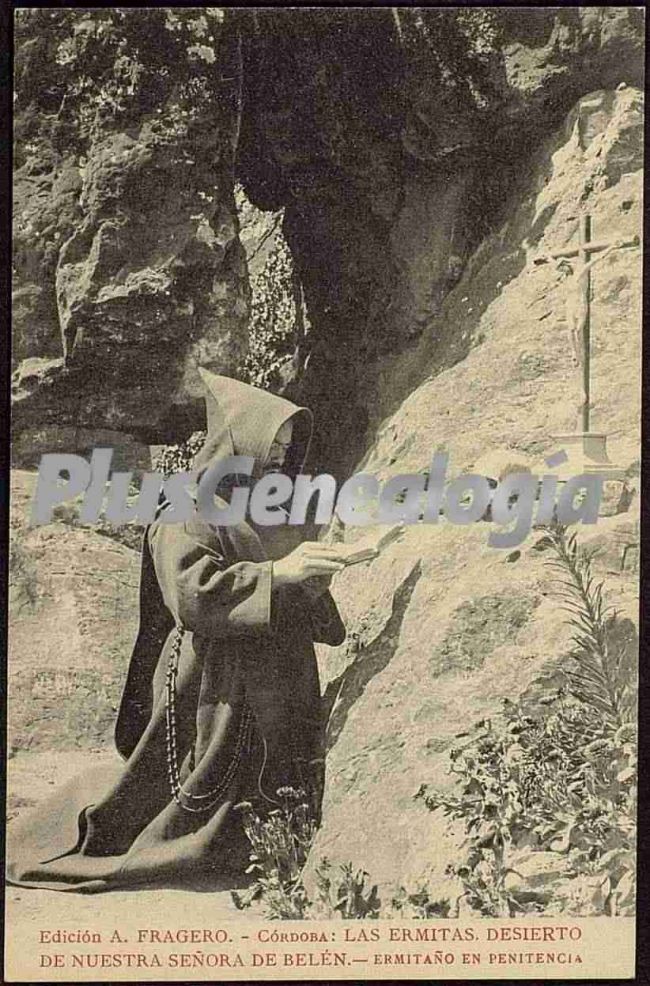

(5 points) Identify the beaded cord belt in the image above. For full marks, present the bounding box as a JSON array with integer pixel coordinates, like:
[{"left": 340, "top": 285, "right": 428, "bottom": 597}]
[{"left": 164, "top": 625, "right": 253, "bottom": 814}]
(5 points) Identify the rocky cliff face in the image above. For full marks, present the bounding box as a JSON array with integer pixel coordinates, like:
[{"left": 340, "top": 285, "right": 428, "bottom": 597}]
[
  {"left": 10, "top": 10, "right": 642, "bottom": 910},
  {"left": 13, "top": 8, "right": 643, "bottom": 472},
  {"left": 13, "top": 9, "right": 248, "bottom": 454},
  {"left": 237, "top": 6, "right": 643, "bottom": 473},
  {"left": 308, "top": 84, "right": 641, "bottom": 900}
]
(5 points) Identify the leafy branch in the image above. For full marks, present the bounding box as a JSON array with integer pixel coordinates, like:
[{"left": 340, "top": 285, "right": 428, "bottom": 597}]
[{"left": 543, "top": 524, "right": 635, "bottom": 729}]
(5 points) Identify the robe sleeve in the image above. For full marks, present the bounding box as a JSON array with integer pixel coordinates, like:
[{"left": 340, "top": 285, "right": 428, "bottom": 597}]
[
  {"left": 299, "top": 582, "right": 346, "bottom": 646},
  {"left": 149, "top": 522, "right": 275, "bottom": 637}
]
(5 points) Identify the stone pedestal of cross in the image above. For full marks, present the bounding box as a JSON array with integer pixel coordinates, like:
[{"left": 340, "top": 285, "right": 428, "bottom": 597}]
[{"left": 534, "top": 215, "right": 640, "bottom": 479}]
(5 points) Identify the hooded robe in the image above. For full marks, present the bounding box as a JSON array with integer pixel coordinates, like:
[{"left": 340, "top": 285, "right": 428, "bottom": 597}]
[{"left": 6, "top": 372, "right": 345, "bottom": 893}]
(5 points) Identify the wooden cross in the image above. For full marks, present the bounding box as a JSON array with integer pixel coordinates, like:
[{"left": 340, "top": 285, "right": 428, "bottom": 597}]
[{"left": 535, "top": 216, "right": 639, "bottom": 432}]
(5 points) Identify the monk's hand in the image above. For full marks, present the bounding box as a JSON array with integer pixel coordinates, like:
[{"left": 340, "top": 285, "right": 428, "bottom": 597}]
[{"left": 272, "top": 542, "right": 346, "bottom": 586}]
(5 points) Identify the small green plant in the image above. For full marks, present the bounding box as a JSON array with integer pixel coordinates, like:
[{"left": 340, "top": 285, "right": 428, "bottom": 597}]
[
  {"left": 313, "top": 859, "right": 381, "bottom": 919},
  {"left": 232, "top": 787, "right": 316, "bottom": 919},
  {"left": 388, "top": 884, "right": 451, "bottom": 919}
]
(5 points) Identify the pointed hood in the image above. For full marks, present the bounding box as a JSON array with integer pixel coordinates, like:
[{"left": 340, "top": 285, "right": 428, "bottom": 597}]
[{"left": 193, "top": 369, "right": 313, "bottom": 484}]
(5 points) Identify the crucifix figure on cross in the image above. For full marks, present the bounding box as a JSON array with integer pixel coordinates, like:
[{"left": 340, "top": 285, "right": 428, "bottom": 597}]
[{"left": 533, "top": 215, "right": 639, "bottom": 432}]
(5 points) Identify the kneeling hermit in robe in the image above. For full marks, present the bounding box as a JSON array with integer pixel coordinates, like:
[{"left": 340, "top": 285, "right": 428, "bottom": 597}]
[{"left": 7, "top": 370, "right": 347, "bottom": 892}]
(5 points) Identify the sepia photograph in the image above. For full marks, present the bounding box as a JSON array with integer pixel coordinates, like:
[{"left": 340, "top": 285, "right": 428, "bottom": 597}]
[{"left": 4, "top": 5, "right": 644, "bottom": 981}]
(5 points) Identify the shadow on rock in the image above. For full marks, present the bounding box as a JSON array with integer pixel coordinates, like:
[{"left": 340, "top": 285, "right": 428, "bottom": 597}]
[{"left": 322, "top": 560, "right": 422, "bottom": 751}]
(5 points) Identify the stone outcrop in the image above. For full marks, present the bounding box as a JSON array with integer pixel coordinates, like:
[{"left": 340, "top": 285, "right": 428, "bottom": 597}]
[
  {"left": 12, "top": 8, "right": 643, "bottom": 471},
  {"left": 12, "top": 9, "right": 248, "bottom": 448},
  {"left": 306, "top": 85, "right": 642, "bottom": 897},
  {"left": 8, "top": 471, "right": 140, "bottom": 756},
  {"left": 236, "top": 7, "right": 643, "bottom": 473}
]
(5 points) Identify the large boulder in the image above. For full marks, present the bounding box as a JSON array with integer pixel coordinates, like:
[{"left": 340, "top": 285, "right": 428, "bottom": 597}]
[
  {"left": 8, "top": 470, "right": 141, "bottom": 760},
  {"left": 12, "top": 9, "right": 249, "bottom": 445},
  {"left": 307, "top": 85, "right": 641, "bottom": 897}
]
